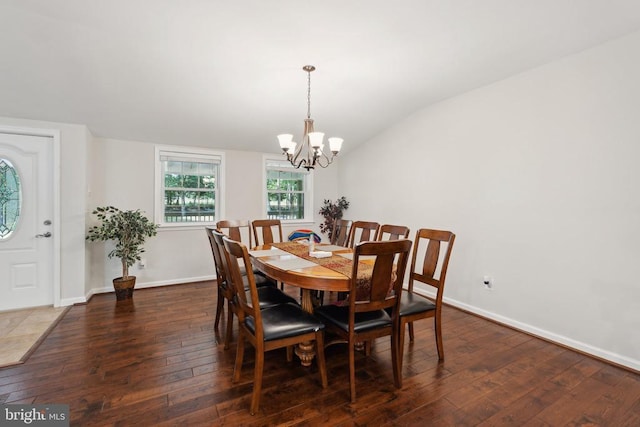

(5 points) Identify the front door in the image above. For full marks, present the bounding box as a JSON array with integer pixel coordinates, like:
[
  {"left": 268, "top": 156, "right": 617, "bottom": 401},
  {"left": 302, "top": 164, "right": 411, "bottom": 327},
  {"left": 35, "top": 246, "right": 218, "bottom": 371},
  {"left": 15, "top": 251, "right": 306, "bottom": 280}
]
[{"left": 0, "top": 132, "right": 54, "bottom": 311}]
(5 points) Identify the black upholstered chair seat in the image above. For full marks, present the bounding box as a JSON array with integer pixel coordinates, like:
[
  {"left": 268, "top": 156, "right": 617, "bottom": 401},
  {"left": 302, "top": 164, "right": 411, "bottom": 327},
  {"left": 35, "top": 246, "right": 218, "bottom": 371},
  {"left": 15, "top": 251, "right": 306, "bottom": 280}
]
[
  {"left": 238, "top": 286, "right": 298, "bottom": 309},
  {"left": 245, "top": 303, "right": 325, "bottom": 341},
  {"left": 314, "top": 304, "right": 392, "bottom": 333},
  {"left": 241, "top": 273, "right": 276, "bottom": 288},
  {"left": 397, "top": 291, "right": 436, "bottom": 317}
]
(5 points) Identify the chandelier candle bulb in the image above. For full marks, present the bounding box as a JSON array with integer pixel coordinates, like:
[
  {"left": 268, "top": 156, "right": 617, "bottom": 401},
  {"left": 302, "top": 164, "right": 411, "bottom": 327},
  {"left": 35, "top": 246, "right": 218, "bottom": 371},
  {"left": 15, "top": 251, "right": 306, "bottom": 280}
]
[
  {"left": 278, "top": 134, "right": 294, "bottom": 151},
  {"left": 308, "top": 132, "right": 324, "bottom": 149},
  {"left": 329, "top": 137, "right": 343, "bottom": 153}
]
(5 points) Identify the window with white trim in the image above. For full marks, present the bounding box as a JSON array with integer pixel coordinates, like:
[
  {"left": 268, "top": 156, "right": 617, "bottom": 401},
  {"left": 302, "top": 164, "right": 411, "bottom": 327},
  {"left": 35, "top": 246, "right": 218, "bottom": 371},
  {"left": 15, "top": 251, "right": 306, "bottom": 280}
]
[
  {"left": 155, "top": 146, "right": 224, "bottom": 226},
  {"left": 264, "top": 158, "right": 313, "bottom": 222}
]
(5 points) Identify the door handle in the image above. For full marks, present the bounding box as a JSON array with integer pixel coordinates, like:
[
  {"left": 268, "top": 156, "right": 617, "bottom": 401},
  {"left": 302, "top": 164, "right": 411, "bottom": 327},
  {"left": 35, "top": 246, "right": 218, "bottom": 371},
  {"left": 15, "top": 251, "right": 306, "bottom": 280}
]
[{"left": 35, "top": 232, "right": 52, "bottom": 238}]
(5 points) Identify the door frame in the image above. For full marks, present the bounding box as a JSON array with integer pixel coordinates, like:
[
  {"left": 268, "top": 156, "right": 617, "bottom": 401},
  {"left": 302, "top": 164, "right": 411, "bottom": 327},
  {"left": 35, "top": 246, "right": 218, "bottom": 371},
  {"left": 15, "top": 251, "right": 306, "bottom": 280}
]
[{"left": 0, "top": 124, "right": 61, "bottom": 307}]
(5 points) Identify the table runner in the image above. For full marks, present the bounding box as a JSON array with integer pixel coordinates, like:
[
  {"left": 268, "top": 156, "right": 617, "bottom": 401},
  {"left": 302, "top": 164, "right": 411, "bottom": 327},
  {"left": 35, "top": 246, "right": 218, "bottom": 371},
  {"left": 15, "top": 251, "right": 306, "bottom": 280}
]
[{"left": 271, "top": 242, "right": 375, "bottom": 301}]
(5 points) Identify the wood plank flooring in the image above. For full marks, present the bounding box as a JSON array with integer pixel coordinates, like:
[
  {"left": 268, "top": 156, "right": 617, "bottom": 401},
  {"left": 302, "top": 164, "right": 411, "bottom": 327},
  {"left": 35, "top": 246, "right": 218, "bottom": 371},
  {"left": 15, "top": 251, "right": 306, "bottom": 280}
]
[{"left": 0, "top": 281, "right": 638, "bottom": 426}]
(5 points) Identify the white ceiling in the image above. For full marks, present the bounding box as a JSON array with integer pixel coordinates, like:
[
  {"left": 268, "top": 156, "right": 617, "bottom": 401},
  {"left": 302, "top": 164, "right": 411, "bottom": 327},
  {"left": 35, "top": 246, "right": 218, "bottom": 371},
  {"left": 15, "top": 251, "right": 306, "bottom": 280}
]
[{"left": 2, "top": 1, "right": 640, "bottom": 154}]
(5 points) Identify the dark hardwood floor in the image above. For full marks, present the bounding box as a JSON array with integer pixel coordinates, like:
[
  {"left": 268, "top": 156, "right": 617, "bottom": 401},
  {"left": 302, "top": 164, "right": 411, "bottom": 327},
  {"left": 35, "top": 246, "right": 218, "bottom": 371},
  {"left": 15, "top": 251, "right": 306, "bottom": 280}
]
[{"left": 0, "top": 281, "right": 638, "bottom": 426}]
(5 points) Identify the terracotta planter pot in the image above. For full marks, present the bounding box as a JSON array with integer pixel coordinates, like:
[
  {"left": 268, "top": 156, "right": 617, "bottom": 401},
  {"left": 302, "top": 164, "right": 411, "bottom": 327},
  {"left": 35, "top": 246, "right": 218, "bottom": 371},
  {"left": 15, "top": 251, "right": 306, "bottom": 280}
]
[{"left": 113, "top": 276, "right": 136, "bottom": 300}]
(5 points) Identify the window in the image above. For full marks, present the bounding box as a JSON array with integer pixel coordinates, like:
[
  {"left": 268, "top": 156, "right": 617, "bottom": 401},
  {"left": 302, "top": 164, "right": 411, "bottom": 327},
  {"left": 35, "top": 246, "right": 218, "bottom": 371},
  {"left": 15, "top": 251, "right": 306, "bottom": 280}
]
[
  {"left": 0, "top": 158, "right": 21, "bottom": 239},
  {"left": 264, "top": 158, "right": 313, "bottom": 222},
  {"left": 155, "top": 146, "right": 224, "bottom": 226}
]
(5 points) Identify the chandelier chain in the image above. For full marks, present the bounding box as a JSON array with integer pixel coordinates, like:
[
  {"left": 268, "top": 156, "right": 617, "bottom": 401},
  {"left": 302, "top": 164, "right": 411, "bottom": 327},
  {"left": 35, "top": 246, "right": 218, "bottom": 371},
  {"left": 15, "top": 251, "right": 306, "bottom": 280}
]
[{"left": 307, "top": 69, "right": 311, "bottom": 119}]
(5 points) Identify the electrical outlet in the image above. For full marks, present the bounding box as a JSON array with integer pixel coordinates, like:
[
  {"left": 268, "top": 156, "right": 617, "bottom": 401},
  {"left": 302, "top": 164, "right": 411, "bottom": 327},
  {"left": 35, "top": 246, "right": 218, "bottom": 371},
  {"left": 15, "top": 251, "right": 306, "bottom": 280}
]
[
  {"left": 483, "top": 275, "right": 493, "bottom": 290},
  {"left": 139, "top": 259, "right": 147, "bottom": 269}
]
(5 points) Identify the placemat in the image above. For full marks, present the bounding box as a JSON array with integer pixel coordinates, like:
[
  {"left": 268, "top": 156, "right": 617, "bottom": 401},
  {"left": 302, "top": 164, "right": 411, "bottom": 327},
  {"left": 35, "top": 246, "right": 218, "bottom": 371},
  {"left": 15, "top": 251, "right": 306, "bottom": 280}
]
[
  {"left": 262, "top": 257, "right": 317, "bottom": 271},
  {"left": 248, "top": 248, "right": 288, "bottom": 257}
]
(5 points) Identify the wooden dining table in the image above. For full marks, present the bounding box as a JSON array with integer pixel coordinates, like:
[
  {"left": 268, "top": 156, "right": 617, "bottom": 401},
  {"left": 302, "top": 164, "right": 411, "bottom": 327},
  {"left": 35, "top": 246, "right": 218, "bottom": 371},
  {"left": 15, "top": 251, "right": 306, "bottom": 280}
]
[{"left": 249, "top": 241, "right": 356, "bottom": 366}]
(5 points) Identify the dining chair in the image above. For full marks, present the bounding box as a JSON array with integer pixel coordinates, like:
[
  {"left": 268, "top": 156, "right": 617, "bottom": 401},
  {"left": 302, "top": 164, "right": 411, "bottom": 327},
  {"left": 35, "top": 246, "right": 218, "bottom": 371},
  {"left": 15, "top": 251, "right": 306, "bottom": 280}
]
[
  {"left": 205, "top": 227, "right": 227, "bottom": 336},
  {"left": 251, "top": 219, "right": 284, "bottom": 246},
  {"left": 211, "top": 229, "right": 297, "bottom": 349},
  {"left": 217, "top": 219, "right": 275, "bottom": 287},
  {"left": 377, "top": 224, "right": 410, "bottom": 241},
  {"left": 397, "top": 228, "right": 455, "bottom": 367},
  {"left": 331, "top": 219, "right": 353, "bottom": 246},
  {"left": 314, "top": 239, "right": 412, "bottom": 402},
  {"left": 347, "top": 221, "right": 380, "bottom": 248},
  {"left": 223, "top": 236, "right": 328, "bottom": 415}
]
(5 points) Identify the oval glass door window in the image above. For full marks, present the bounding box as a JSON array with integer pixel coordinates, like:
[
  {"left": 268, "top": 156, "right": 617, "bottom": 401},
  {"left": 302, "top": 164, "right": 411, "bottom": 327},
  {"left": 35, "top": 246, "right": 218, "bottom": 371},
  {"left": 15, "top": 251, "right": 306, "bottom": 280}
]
[{"left": 0, "top": 158, "right": 21, "bottom": 239}]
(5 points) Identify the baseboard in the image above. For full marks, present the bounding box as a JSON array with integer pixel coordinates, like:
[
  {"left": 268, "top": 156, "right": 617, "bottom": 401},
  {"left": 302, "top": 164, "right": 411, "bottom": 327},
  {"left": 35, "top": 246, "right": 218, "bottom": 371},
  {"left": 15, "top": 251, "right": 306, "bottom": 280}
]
[
  {"left": 85, "top": 275, "right": 216, "bottom": 300},
  {"left": 411, "top": 284, "right": 639, "bottom": 373},
  {"left": 134, "top": 275, "right": 215, "bottom": 289},
  {"left": 59, "top": 296, "right": 87, "bottom": 306}
]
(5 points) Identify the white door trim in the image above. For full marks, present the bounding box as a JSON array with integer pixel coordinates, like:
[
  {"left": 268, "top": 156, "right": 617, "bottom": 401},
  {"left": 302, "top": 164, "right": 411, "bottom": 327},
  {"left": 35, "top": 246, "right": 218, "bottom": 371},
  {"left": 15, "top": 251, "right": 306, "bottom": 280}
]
[{"left": 0, "top": 124, "right": 61, "bottom": 307}]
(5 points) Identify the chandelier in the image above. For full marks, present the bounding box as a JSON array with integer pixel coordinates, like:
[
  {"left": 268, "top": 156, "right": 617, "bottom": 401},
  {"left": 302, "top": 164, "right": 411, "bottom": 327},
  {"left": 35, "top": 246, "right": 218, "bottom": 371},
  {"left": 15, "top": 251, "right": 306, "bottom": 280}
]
[{"left": 278, "top": 65, "right": 343, "bottom": 170}]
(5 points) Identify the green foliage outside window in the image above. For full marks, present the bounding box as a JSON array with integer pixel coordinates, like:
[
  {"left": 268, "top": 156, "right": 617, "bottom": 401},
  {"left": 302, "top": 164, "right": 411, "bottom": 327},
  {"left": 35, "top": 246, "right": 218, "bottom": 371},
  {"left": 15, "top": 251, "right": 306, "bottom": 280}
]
[
  {"left": 266, "top": 169, "right": 305, "bottom": 220},
  {"left": 163, "top": 160, "right": 216, "bottom": 223}
]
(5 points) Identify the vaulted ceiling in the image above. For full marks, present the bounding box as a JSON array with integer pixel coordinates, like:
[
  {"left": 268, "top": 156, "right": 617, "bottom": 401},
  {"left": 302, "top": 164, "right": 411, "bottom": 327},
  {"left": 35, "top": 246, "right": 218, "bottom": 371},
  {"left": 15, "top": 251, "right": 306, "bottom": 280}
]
[{"left": 2, "top": 1, "right": 640, "bottom": 154}]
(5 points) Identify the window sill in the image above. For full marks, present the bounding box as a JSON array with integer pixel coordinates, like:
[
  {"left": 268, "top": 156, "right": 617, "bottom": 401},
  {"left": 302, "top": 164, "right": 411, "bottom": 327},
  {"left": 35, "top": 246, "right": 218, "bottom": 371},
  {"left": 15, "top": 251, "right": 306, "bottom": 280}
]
[
  {"left": 280, "top": 220, "right": 315, "bottom": 226},
  {"left": 157, "top": 223, "right": 215, "bottom": 232}
]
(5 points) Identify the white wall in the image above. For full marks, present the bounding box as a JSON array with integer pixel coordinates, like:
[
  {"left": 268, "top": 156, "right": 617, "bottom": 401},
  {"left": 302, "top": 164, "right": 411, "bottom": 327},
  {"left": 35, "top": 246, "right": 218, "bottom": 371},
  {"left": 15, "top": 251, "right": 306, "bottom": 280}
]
[
  {"left": 0, "top": 116, "right": 89, "bottom": 306},
  {"left": 338, "top": 31, "right": 640, "bottom": 370},
  {"left": 86, "top": 137, "right": 339, "bottom": 292}
]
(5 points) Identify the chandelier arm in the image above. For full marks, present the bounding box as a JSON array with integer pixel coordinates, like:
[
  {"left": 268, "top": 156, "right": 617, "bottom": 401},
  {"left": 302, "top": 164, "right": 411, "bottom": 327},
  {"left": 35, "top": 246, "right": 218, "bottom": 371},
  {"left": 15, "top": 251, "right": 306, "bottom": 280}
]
[
  {"left": 290, "top": 138, "right": 304, "bottom": 164},
  {"left": 314, "top": 149, "right": 334, "bottom": 168},
  {"left": 292, "top": 158, "right": 308, "bottom": 169}
]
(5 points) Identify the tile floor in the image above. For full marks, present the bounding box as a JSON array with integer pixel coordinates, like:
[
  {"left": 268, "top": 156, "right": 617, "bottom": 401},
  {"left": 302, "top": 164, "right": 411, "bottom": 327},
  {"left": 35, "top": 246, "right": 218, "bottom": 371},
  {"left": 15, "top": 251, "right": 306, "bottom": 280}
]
[{"left": 0, "top": 306, "right": 68, "bottom": 367}]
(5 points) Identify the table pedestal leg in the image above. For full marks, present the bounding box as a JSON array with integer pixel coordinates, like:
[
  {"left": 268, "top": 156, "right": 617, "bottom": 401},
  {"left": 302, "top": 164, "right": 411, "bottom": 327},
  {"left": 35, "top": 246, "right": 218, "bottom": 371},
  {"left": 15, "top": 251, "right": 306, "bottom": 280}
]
[{"left": 295, "top": 289, "right": 316, "bottom": 367}]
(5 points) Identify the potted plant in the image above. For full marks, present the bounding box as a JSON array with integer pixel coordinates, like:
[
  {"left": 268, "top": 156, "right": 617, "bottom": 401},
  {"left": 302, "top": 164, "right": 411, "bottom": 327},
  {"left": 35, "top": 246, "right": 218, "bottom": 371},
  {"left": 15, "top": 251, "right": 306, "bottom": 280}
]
[
  {"left": 318, "top": 196, "right": 349, "bottom": 241},
  {"left": 86, "top": 206, "right": 158, "bottom": 300}
]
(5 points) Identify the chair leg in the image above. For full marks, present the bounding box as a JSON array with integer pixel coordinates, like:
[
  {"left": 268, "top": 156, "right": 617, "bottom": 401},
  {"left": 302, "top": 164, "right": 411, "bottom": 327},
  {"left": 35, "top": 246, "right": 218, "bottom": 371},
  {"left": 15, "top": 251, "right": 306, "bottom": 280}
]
[
  {"left": 286, "top": 345, "right": 293, "bottom": 362},
  {"left": 435, "top": 311, "right": 444, "bottom": 361},
  {"left": 214, "top": 288, "right": 224, "bottom": 330},
  {"left": 233, "top": 333, "right": 245, "bottom": 383},
  {"left": 349, "top": 339, "right": 356, "bottom": 403},
  {"left": 224, "top": 301, "right": 234, "bottom": 350},
  {"left": 315, "top": 331, "right": 328, "bottom": 388},
  {"left": 408, "top": 321, "right": 415, "bottom": 342},
  {"left": 391, "top": 327, "right": 402, "bottom": 389},
  {"left": 398, "top": 319, "right": 407, "bottom": 378},
  {"left": 250, "top": 345, "right": 265, "bottom": 415}
]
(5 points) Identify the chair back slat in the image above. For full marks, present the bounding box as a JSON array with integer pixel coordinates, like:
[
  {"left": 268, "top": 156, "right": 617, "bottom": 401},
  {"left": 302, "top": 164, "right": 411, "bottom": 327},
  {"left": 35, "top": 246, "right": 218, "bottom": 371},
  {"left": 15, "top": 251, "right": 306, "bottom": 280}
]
[
  {"left": 423, "top": 239, "right": 440, "bottom": 278},
  {"left": 377, "top": 224, "right": 410, "bottom": 241},
  {"left": 369, "top": 253, "right": 396, "bottom": 302},
  {"left": 331, "top": 219, "right": 353, "bottom": 246},
  {"left": 348, "top": 221, "right": 380, "bottom": 248},
  {"left": 252, "top": 219, "right": 283, "bottom": 245},
  {"left": 217, "top": 220, "right": 253, "bottom": 247}
]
